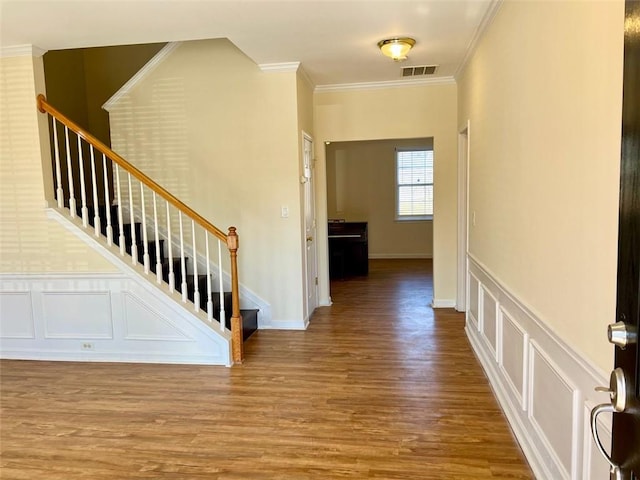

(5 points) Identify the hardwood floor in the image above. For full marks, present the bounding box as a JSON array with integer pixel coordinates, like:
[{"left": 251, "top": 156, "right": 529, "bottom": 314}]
[{"left": 0, "top": 259, "right": 533, "bottom": 479}]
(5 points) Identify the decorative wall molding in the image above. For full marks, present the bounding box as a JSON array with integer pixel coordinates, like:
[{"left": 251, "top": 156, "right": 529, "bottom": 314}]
[
  {"left": 466, "top": 254, "right": 611, "bottom": 480},
  {"left": 0, "top": 208, "right": 233, "bottom": 365},
  {"left": 258, "top": 62, "right": 300, "bottom": 73},
  {"left": 315, "top": 76, "right": 456, "bottom": 93},
  {"left": 454, "top": 0, "right": 504, "bottom": 80},
  {"left": 0, "top": 273, "right": 231, "bottom": 366},
  {"left": 0, "top": 44, "right": 47, "bottom": 58},
  {"left": 103, "top": 42, "right": 180, "bottom": 111}
]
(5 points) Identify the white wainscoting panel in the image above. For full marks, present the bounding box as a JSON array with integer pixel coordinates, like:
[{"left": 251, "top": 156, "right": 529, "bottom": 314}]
[
  {"left": 468, "top": 272, "right": 480, "bottom": 329},
  {"left": 465, "top": 255, "right": 611, "bottom": 480},
  {"left": 528, "top": 341, "right": 578, "bottom": 478},
  {"left": 0, "top": 291, "right": 35, "bottom": 338},
  {"left": 0, "top": 273, "right": 231, "bottom": 365},
  {"left": 42, "top": 291, "right": 113, "bottom": 339},
  {"left": 499, "top": 306, "right": 528, "bottom": 410},
  {"left": 123, "top": 292, "right": 190, "bottom": 341},
  {"left": 481, "top": 285, "right": 498, "bottom": 357}
]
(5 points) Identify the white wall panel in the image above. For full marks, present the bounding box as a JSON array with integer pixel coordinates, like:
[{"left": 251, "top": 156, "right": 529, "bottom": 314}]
[
  {"left": 529, "top": 342, "right": 577, "bottom": 478},
  {"left": 0, "top": 273, "right": 231, "bottom": 365},
  {"left": 0, "top": 291, "right": 34, "bottom": 338},
  {"left": 481, "top": 285, "right": 497, "bottom": 356},
  {"left": 465, "top": 255, "right": 610, "bottom": 480},
  {"left": 123, "top": 292, "right": 190, "bottom": 341},
  {"left": 468, "top": 272, "right": 479, "bottom": 329},
  {"left": 500, "top": 307, "right": 527, "bottom": 410},
  {"left": 42, "top": 291, "right": 113, "bottom": 339}
]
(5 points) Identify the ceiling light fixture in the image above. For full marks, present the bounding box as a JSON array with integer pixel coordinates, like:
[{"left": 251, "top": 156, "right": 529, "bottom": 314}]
[{"left": 377, "top": 37, "right": 416, "bottom": 62}]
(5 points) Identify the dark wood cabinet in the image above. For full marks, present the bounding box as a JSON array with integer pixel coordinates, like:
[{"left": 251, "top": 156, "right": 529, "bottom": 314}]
[{"left": 328, "top": 222, "right": 368, "bottom": 279}]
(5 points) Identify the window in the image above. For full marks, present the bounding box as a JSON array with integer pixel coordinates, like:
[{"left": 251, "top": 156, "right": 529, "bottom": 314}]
[{"left": 396, "top": 148, "right": 433, "bottom": 221}]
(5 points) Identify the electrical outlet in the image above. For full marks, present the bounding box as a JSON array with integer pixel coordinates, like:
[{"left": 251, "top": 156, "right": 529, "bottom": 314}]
[
  {"left": 81, "top": 342, "right": 94, "bottom": 350},
  {"left": 281, "top": 206, "right": 289, "bottom": 218}
]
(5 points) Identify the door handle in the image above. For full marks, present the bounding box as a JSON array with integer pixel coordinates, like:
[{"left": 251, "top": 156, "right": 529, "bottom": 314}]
[
  {"left": 590, "top": 367, "right": 629, "bottom": 480},
  {"left": 590, "top": 403, "right": 624, "bottom": 480}
]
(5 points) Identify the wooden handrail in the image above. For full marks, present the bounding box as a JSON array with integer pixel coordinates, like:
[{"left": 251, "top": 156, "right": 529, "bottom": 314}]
[{"left": 37, "top": 94, "right": 228, "bottom": 243}]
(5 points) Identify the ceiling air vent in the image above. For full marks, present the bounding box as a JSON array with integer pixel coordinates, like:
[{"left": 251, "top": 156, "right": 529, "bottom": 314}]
[{"left": 402, "top": 65, "right": 438, "bottom": 77}]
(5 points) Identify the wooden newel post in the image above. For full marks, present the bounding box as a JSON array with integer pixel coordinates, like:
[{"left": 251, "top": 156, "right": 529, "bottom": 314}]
[{"left": 227, "top": 227, "right": 244, "bottom": 364}]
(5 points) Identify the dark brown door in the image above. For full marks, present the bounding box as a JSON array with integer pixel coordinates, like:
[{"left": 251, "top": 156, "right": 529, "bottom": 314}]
[{"left": 611, "top": 1, "right": 640, "bottom": 478}]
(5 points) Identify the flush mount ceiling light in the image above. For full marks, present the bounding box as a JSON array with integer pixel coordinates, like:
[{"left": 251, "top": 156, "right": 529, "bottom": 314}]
[{"left": 377, "top": 37, "right": 416, "bottom": 62}]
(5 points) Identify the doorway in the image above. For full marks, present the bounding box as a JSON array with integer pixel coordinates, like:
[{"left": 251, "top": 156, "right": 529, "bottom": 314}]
[{"left": 302, "top": 133, "right": 318, "bottom": 320}]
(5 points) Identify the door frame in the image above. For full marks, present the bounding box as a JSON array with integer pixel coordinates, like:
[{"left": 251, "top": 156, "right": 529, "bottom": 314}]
[
  {"left": 456, "top": 121, "right": 470, "bottom": 312},
  {"left": 302, "top": 131, "right": 318, "bottom": 321}
]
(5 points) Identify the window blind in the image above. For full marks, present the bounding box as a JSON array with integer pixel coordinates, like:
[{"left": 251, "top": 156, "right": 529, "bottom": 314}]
[{"left": 397, "top": 149, "right": 433, "bottom": 218}]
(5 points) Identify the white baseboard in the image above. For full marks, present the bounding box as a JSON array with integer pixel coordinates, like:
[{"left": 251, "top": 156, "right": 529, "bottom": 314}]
[
  {"left": 466, "top": 255, "right": 611, "bottom": 480},
  {"left": 368, "top": 253, "right": 432, "bottom": 259},
  {"left": 431, "top": 298, "right": 456, "bottom": 308},
  {"left": 258, "top": 318, "right": 309, "bottom": 330}
]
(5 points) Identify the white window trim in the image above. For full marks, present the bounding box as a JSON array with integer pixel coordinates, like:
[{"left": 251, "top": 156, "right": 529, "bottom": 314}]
[{"left": 395, "top": 147, "right": 433, "bottom": 222}]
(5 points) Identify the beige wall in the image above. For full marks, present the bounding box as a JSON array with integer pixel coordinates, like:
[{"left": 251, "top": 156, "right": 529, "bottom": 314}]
[
  {"left": 44, "top": 44, "right": 165, "bottom": 145},
  {"left": 457, "top": 0, "right": 624, "bottom": 371},
  {"left": 108, "top": 39, "right": 305, "bottom": 324},
  {"left": 0, "top": 54, "right": 117, "bottom": 273},
  {"left": 314, "top": 83, "right": 458, "bottom": 304},
  {"left": 326, "top": 138, "right": 433, "bottom": 258}
]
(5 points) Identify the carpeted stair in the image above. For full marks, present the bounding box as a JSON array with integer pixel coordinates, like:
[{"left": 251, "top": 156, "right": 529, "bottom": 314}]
[{"left": 78, "top": 204, "right": 258, "bottom": 341}]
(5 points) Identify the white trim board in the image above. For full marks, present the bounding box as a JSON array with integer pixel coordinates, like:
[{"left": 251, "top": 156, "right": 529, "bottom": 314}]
[
  {"left": 454, "top": 0, "right": 504, "bottom": 80},
  {"left": 465, "top": 255, "right": 610, "bottom": 480},
  {"left": 315, "top": 76, "right": 455, "bottom": 93},
  {"left": 103, "top": 42, "right": 180, "bottom": 111},
  {"left": 0, "top": 44, "right": 47, "bottom": 58},
  {"left": 431, "top": 299, "right": 456, "bottom": 308}
]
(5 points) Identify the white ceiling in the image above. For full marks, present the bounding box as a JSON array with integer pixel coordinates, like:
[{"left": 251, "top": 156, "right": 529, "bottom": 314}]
[{"left": 0, "top": 0, "right": 496, "bottom": 86}]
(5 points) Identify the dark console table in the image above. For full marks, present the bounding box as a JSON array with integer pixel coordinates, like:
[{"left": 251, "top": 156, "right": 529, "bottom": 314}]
[{"left": 328, "top": 222, "right": 368, "bottom": 279}]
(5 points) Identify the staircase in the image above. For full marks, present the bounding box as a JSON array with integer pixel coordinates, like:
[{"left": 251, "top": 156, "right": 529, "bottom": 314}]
[
  {"left": 38, "top": 94, "right": 256, "bottom": 363},
  {"left": 83, "top": 204, "right": 258, "bottom": 341}
]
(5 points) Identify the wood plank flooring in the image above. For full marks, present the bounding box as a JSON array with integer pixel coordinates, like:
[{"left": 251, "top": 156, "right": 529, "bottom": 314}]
[{"left": 0, "top": 259, "right": 533, "bottom": 479}]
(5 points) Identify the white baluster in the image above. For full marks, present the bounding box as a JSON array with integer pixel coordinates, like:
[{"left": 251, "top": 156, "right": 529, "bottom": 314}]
[
  {"left": 166, "top": 202, "right": 175, "bottom": 292},
  {"left": 64, "top": 127, "right": 76, "bottom": 217},
  {"left": 77, "top": 135, "right": 88, "bottom": 227},
  {"left": 115, "top": 165, "right": 125, "bottom": 255},
  {"left": 153, "top": 192, "right": 162, "bottom": 284},
  {"left": 179, "top": 212, "right": 188, "bottom": 302},
  {"left": 89, "top": 146, "right": 100, "bottom": 236},
  {"left": 102, "top": 154, "right": 113, "bottom": 245},
  {"left": 128, "top": 173, "right": 138, "bottom": 265},
  {"left": 140, "top": 184, "right": 149, "bottom": 273},
  {"left": 51, "top": 118, "right": 64, "bottom": 208},
  {"left": 218, "top": 239, "right": 225, "bottom": 331},
  {"left": 205, "top": 233, "right": 213, "bottom": 322},
  {"left": 192, "top": 220, "right": 200, "bottom": 312}
]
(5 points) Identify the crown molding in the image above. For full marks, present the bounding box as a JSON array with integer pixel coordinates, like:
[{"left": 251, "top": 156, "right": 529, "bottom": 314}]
[
  {"left": 258, "top": 62, "right": 301, "bottom": 73},
  {"left": 0, "top": 45, "right": 48, "bottom": 58},
  {"left": 296, "top": 65, "right": 315, "bottom": 89},
  {"left": 454, "top": 0, "right": 503, "bottom": 80},
  {"left": 103, "top": 42, "right": 180, "bottom": 112},
  {"left": 315, "top": 76, "right": 456, "bottom": 93}
]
